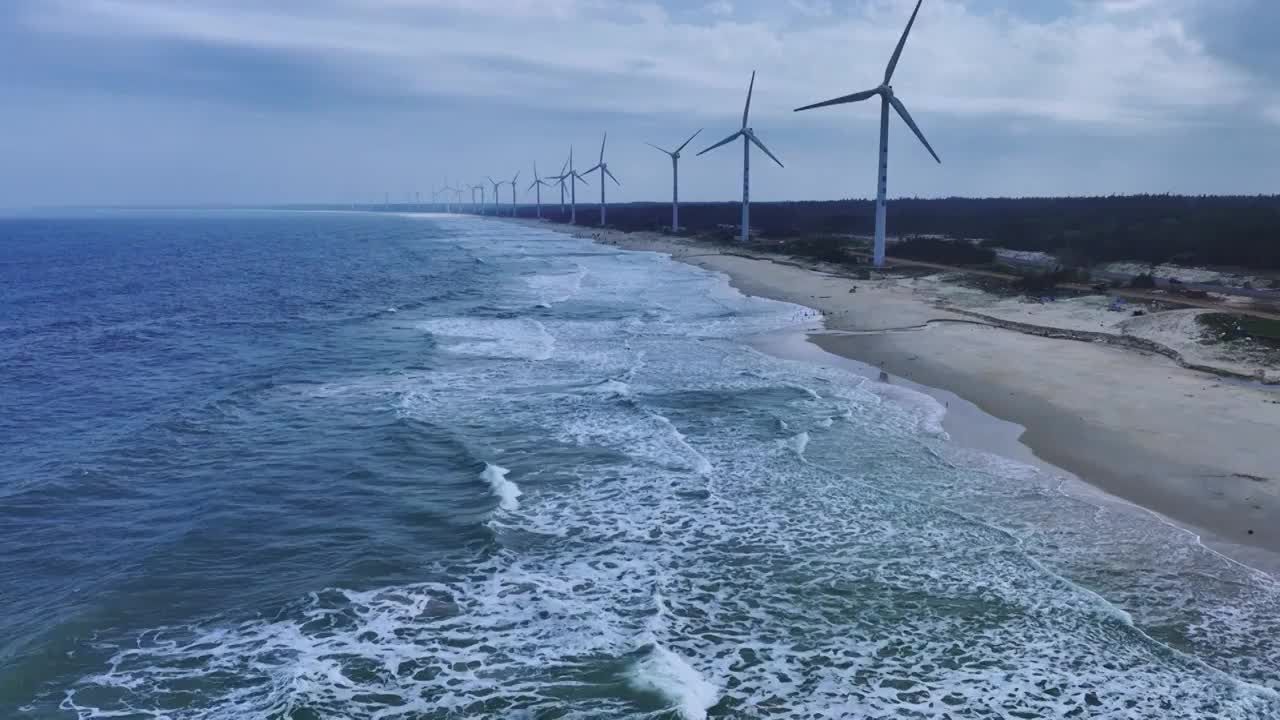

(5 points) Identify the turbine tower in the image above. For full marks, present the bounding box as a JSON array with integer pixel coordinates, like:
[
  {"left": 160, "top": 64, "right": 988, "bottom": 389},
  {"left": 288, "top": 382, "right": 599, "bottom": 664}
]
[
  {"left": 581, "top": 133, "right": 620, "bottom": 227},
  {"left": 794, "top": 0, "right": 939, "bottom": 267},
  {"left": 645, "top": 128, "right": 702, "bottom": 232},
  {"left": 697, "top": 71, "right": 784, "bottom": 243},
  {"left": 508, "top": 170, "right": 521, "bottom": 217},
  {"left": 474, "top": 183, "right": 486, "bottom": 215},
  {"left": 527, "top": 162, "right": 553, "bottom": 219}
]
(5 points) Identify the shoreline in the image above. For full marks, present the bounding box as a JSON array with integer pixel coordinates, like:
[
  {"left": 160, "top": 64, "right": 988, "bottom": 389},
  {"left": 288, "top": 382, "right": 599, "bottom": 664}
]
[{"left": 503, "top": 217, "right": 1280, "bottom": 574}]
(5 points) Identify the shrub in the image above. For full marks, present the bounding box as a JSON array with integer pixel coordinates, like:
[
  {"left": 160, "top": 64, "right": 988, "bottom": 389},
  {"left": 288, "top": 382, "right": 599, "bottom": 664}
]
[{"left": 1129, "top": 273, "right": 1157, "bottom": 289}]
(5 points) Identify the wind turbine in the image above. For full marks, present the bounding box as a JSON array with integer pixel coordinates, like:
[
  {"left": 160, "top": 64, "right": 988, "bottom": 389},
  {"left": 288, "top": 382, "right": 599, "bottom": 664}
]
[
  {"left": 564, "top": 146, "right": 588, "bottom": 225},
  {"left": 474, "top": 183, "right": 486, "bottom": 215},
  {"left": 487, "top": 177, "right": 504, "bottom": 217},
  {"left": 697, "top": 71, "right": 784, "bottom": 243},
  {"left": 646, "top": 128, "right": 702, "bottom": 232},
  {"left": 508, "top": 170, "right": 521, "bottom": 217},
  {"left": 551, "top": 158, "right": 569, "bottom": 214},
  {"left": 794, "top": 0, "right": 939, "bottom": 267},
  {"left": 581, "top": 133, "right": 620, "bottom": 227},
  {"left": 527, "top": 162, "right": 553, "bottom": 219}
]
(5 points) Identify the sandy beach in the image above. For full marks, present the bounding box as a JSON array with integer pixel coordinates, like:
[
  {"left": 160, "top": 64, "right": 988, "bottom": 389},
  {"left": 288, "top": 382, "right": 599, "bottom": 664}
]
[{"left": 511, "top": 218, "right": 1280, "bottom": 573}]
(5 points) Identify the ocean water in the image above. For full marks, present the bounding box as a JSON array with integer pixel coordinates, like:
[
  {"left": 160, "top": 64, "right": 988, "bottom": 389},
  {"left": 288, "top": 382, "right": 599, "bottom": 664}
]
[{"left": 1, "top": 210, "right": 1278, "bottom": 719}]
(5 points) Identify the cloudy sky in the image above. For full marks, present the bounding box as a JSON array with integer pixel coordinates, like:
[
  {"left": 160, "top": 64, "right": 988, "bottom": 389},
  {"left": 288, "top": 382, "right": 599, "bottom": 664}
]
[{"left": 2, "top": 0, "right": 1278, "bottom": 206}]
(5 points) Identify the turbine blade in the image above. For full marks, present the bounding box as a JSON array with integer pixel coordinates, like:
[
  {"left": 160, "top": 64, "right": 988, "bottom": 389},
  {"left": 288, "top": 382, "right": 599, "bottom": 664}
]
[
  {"left": 747, "top": 132, "right": 784, "bottom": 168},
  {"left": 600, "top": 132, "right": 607, "bottom": 163},
  {"left": 888, "top": 94, "right": 940, "bottom": 163},
  {"left": 527, "top": 179, "right": 538, "bottom": 191},
  {"left": 697, "top": 130, "right": 744, "bottom": 156},
  {"left": 605, "top": 167, "right": 620, "bottom": 186},
  {"left": 646, "top": 141, "right": 673, "bottom": 156},
  {"left": 582, "top": 164, "right": 601, "bottom": 175},
  {"left": 675, "top": 128, "right": 703, "bottom": 153},
  {"left": 885, "top": 0, "right": 924, "bottom": 84},
  {"left": 794, "top": 88, "right": 879, "bottom": 112},
  {"left": 512, "top": 171, "right": 520, "bottom": 184},
  {"left": 742, "top": 70, "right": 756, "bottom": 128}
]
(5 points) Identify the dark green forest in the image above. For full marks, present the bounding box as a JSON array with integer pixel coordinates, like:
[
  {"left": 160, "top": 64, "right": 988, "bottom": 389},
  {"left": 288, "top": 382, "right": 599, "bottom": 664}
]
[
  {"left": 317, "top": 194, "right": 1280, "bottom": 270},
  {"left": 553, "top": 195, "right": 1280, "bottom": 270}
]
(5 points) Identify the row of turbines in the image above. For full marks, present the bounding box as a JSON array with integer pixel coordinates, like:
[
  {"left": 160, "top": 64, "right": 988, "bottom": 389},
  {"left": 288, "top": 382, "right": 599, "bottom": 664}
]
[{"left": 424, "top": 0, "right": 937, "bottom": 268}]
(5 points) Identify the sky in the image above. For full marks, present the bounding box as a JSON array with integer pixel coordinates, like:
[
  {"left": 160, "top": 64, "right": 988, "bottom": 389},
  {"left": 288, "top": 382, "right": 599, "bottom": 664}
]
[{"left": 2, "top": 0, "right": 1278, "bottom": 206}]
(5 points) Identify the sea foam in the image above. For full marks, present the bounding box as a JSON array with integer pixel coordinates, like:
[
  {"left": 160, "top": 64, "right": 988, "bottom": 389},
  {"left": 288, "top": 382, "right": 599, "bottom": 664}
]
[
  {"left": 481, "top": 463, "right": 521, "bottom": 511},
  {"left": 628, "top": 644, "right": 719, "bottom": 720}
]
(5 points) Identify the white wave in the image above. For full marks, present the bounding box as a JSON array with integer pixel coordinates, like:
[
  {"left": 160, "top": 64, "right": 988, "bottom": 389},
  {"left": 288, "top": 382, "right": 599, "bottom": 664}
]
[
  {"left": 589, "top": 379, "right": 632, "bottom": 398},
  {"left": 419, "top": 317, "right": 555, "bottom": 361},
  {"left": 782, "top": 431, "right": 810, "bottom": 456},
  {"left": 525, "top": 265, "right": 587, "bottom": 307},
  {"left": 481, "top": 463, "right": 521, "bottom": 511},
  {"left": 868, "top": 380, "right": 950, "bottom": 439},
  {"left": 57, "top": 219, "right": 1280, "bottom": 718},
  {"left": 628, "top": 644, "right": 719, "bottom": 720},
  {"left": 650, "top": 413, "right": 714, "bottom": 476}
]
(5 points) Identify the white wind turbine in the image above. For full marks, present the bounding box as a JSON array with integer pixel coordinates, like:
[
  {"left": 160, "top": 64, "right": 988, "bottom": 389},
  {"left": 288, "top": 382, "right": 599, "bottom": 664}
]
[
  {"left": 473, "top": 183, "right": 486, "bottom": 215},
  {"left": 698, "top": 71, "right": 784, "bottom": 243},
  {"left": 581, "top": 133, "right": 620, "bottom": 227},
  {"left": 487, "top": 177, "right": 504, "bottom": 216},
  {"left": 527, "top": 162, "right": 553, "bottom": 219},
  {"left": 564, "top": 146, "right": 588, "bottom": 225},
  {"left": 548, "top": 158, "right": 569, "bottom": 215},
  {"left": 437, "top": 180, "right": 452, "bottom": 213},
  {"left": 507, "top": 170, "right": 521, "bottom": 217},
  {"left": 794, "top": 0, "right": 939, "bottom": 267},
  {"left": 645, "top": 128, "right": 702, "bottom": 232}
]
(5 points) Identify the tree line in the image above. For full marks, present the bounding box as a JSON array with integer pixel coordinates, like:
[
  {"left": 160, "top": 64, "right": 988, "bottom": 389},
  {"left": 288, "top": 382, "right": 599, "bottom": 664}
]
[{"left": 581, "top": 195, "right": 1280, "bottom": 270}]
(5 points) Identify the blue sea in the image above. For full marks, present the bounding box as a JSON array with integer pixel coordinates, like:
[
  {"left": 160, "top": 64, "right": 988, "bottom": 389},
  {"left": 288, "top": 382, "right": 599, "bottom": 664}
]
[{"left": 1, "top": 210, "right": 1277, "bottom": 718}]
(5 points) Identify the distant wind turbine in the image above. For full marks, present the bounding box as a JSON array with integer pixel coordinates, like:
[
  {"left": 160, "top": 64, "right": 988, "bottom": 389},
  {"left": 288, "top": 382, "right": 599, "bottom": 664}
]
[
  {"left": 646, "top": 128, "right": 702, "bottom": 232},
  {"left": 698, "top": 71, "right": 784, "bottom": 243},
  {"left": 581, "top": 133, "right": 620, "bottom": 227},
  {"left": 508, "top": 170, "right": 521, "bottom": 217},
  {"left": 527, "top": 162, "right": 553, "bottom": 219},
  {"left": 564, "top": 146, "right": 588, "bottom": 225},
  {"left": 794, "top": 0, "right": 940, "bottom": 267},
  {"left": 474, "top": 183, "right": 486, "bottom": 215},
  {"left": 487, "top": 177, "right": 504, "bottom": 216},
  {"left": 553, "top": 158, "right": 569, "bottom": 214}
]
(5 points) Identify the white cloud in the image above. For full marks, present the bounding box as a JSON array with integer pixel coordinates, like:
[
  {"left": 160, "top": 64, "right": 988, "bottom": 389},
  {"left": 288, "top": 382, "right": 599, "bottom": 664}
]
[
  {"left": 788, "top": 0, "right": 832, "bottom": 18},
  {"left": 705, "top": 0, "right": 734, "bottom": 17},
  {"left": 20, "top": 0, "right": 1266, "bottom": 131}
]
